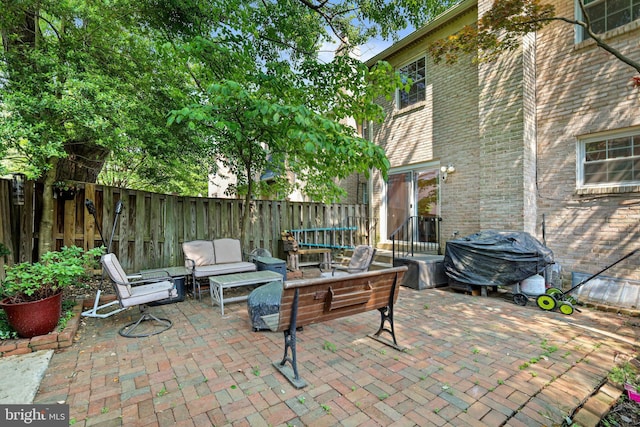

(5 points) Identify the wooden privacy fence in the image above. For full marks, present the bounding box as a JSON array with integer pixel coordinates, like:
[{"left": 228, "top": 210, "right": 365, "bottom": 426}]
[{"left": 0, "top": 179, "right": 374, "bottom": 273}]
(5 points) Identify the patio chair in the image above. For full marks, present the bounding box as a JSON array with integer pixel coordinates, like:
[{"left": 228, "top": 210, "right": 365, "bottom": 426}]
[
  {"left": 101, "top": 253, "right": 177, "bottom": 338},
  {"left": 324, "top": 245, "right": 377, "bottom": 276}
]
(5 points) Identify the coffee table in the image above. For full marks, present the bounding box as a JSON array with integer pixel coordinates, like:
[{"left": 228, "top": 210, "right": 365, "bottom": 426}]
[{"left": 209, "top": 270, "right": 283, "bottom": 315}]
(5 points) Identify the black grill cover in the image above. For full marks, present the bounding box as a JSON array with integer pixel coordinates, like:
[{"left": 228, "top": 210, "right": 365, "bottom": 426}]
[{"left": 443, "top": 230, "right": 554, "bottom": 287}]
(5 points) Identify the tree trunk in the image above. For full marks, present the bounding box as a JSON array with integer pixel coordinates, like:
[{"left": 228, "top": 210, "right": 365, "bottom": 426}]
[
  {"left": 38, "top": 158, "right": 58, "bottom": 257},
  {"left": 55, "top": 142, "right": 110, "bottom": 182}
]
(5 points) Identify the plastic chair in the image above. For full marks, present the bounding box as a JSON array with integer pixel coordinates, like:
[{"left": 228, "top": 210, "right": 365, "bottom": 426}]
[{"left": 328, "top": 245, "right": 377, "bottom": 276}]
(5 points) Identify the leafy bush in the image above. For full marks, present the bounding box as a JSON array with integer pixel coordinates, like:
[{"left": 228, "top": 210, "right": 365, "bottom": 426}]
[{"left": 1, "top": 246, "right": 104, "bottom": 303}]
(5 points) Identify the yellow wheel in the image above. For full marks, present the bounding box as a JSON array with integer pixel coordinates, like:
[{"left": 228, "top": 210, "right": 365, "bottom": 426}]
[
  {"left": 546, "top": 287, "right": 563, "bottom": 296},
  {"left": 559, "top": 302, "right": 574, "bottom": 315},
  {"left": 536, "top": 294, "right": 557, "bottom": 311}
]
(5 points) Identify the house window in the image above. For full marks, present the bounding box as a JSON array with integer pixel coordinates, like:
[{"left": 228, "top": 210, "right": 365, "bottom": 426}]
[
  {"left": 579, "top": 0, "right": 640, "bottom": 41},
  {"left": 579, "top": 129, "right": 640, "bottom": 187},
  {"left": 397, "top": 57, "right": 426, "bottom": 109}
]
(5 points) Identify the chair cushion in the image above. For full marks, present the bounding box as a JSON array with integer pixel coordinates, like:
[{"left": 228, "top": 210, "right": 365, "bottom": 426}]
[
  {"left": 348, "top": 245, "right": 374, "bottom": 272},
  {"left": 213, "top": 238, "right": 243, "bottom": 264},
  {"left": 123, "top": 281, "right": 176, "bottom": 307},
  {"left": 193, "top": 262, "right": 257, "bottom": 278},
  {"left": 101, "top": 253, "right": 132, "bottom": 297},
  {"left": 183, "top": 240, "right": 215, "bottom": 267}
]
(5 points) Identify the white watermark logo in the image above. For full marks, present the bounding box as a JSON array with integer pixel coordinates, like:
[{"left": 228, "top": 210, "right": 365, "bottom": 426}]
[{"left": 1, "top": 405, "right": 68, "bottom": 426}]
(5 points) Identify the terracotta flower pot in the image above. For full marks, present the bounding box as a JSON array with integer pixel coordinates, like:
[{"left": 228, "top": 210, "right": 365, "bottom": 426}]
[{"left": 0, "top": 292, "right": 63, "bottom": 338}]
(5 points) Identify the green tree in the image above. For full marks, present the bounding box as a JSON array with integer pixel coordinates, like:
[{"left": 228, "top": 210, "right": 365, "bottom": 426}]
[
  {"left": 165, "top": 0, "right": 457, "bottom": 245},
  {"left": 428, "top": 0, "right": 640, "bottom": 84},
  {"left": 1, "top": 0, "right": 457, "bottom": 251},
  {"left": 0, "top": 1, "right": 202, "bottom": 254}
]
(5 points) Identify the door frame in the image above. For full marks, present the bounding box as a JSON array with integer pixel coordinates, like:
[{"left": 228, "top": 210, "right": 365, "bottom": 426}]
[{"left": 381, "top": 161, "right": 442, "bottom": 242}]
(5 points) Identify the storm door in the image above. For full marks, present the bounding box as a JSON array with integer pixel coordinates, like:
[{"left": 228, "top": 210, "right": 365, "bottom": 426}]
[{"left": 386, "top": 168, "right": 440, "bottom": 241}]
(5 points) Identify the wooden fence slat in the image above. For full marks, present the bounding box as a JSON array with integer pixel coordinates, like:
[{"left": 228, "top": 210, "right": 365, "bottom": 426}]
[
  {"left": 84, "top": 183, "right": 96, "bottom": 250},
  {"left": 63, "top": 199, "right": 75, "bottom": 247},
  {"left": 149, "top": 193, "right": 161, "bottom": 267},
  {"left": 0, "top": 180, "right": 13, "bottom": 279},
  {"left": 134, "top": 190, "right": 146, "bottom": 271},
  {"left": 164, "top": 195, "right": 176, "bottom": 267}
]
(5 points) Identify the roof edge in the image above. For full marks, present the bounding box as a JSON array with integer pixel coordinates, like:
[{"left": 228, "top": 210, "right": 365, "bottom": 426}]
[{"left": 365, "top": 0, "right": 477, "bottom": 66}]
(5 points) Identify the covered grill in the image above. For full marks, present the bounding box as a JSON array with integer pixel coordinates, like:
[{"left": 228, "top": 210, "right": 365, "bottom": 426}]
[{"left": 443, "top": 230, "right": 554, "bottom": 289}]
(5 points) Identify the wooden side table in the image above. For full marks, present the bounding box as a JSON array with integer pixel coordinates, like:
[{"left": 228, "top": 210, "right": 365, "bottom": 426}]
[{"left": 286, "top": 248, "right": 331, "bottom": 270}]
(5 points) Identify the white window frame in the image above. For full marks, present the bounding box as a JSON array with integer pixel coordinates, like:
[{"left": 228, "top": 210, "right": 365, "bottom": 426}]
[
  {"left": 577, "top": 127, "right": 640, "bottom": 189},
  {"left": 396, "top": 56, "right": 426, "bottom": 110},
  {"left": 576, "top": 0, "right": 640, "bottom": 42}
]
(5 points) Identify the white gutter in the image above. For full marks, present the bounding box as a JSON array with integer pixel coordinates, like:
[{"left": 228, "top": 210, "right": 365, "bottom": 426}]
[{"left": 365, "top": 0, "right": 477, "bottom": 67}]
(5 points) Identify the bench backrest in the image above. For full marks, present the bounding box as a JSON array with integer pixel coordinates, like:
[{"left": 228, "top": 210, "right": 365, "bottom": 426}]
[
  {"left": 183, "top": 238, "right": 243, "bottom": 267},
  {"left": 271, "top": 266, "right": 407, "bottom": 332}
]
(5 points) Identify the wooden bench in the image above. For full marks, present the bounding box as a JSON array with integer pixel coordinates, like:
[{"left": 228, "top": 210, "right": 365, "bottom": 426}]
[{"left": 260, "top": 266, "right": 408, "bottom": 388}]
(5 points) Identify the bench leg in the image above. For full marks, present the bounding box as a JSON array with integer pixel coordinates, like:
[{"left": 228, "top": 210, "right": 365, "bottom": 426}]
[
  {"left": 368, "top": 306, "right": 403, "bottom": 351},
  {"left": 368, "top": 272, "right": 404, "bottom": 351},
  {"left": 273, "top": 288, "right": 308, "bottom": 389}
]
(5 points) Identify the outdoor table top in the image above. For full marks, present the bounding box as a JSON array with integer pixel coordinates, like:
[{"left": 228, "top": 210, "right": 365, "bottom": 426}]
[
  {"left": 140, "top": 266, "right": 189, "bottom": 279},
  {"left": 209, "top": 270, "right": 284, "bottom": 315},
  {"left": 209, "top": 270, "right": 283, "bottom": 286},
  {"left": 253, "top": 256, "right": 286, "bottom": 265}
]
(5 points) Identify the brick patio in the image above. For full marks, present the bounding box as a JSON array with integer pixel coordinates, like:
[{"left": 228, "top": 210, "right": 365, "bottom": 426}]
[{"left": 34, "top": 286, "right": 638, "bottom": 426}]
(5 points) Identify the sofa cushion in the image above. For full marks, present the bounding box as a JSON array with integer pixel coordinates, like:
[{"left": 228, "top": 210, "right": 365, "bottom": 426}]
[
  {"left": 194, "top": 261, "right": 257, "bottom": 278},
  {"left": 183, "top": 240, "right": 215, "bottom": 267},
  {"left": 214, "top": 238, "right": 243, "bottom": 264}
]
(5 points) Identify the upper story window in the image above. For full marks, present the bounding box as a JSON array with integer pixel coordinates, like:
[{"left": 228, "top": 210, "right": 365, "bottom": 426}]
[
  {"left": 578, "top": 128, "right": 640, "bottom": 187},
  {"left": 397, "top": 57, "right": 426, "bottom": 110},
  {"left": 579, "top": 0, "right": 640, "bottom": 41}
]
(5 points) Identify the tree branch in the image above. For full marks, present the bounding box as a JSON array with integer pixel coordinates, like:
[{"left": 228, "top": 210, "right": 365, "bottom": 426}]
[{"left": 509, "top": 14, "right": 640, "bottom": 74}]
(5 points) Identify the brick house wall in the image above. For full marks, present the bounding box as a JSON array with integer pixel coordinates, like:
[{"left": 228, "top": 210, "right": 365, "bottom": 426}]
[
  {"left": 368, "top": 2, "right": 481, "bottom": 243},
  {"left": 365, "top": 0, "right": 640, "bottom": 283},
  {"left": 535, "top": 1, "right": 640, "bottom": 280}
]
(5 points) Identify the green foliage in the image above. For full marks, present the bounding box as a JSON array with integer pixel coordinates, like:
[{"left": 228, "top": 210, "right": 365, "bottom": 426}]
[
  {"left": 0, "top": 310, "right": 19, "bottom": 340},
  {"left": 428, "top": 0, "right": 640, "bottom": 77},
  {"left": 0, "top": 244, "right": 10, "bottom": 259},
  {"left": 323, "top": 341, "right": 337, "bottom": 352},
  {"left": 0, "top": 0, "right": 202, "bottom": 185},
  {"left": 0, "top": 0, "right": 459, "bottom": 206},
  {"left": 609, "top": 361, "right": 640, "bottom": 389},
  {"left": 1, "top": 246, "right": 104, "bottom": 303},
  {"left": 57, "top": 300, "right": 76, "bottom": 330}
]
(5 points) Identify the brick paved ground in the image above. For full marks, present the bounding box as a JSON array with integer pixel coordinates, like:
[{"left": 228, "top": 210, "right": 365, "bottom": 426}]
[{"left": 34, "top": 286, "right": 638, "bottom": 426}]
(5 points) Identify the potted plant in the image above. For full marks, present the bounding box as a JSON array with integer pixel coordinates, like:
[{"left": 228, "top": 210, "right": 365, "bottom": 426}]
[
  {"left": 52, "top": 181, "right": 79, "bottom": 200},
  {"left": 609, "top": 359, "right": 640, "bottom": 403},
  {"left": 0, "top": 246, "right": 104, "bottom": 338}
]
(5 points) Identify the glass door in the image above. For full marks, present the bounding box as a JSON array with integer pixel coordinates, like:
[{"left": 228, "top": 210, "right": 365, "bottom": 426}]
[
  {"left": 386, "top": 167, "right": 440, "bottom": 241},
  {"left": 415, "top": 169, "right": 439, "bottom": 243},
  {"left": 386, "top": 172, "right": 411, "bottom": 238}
]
